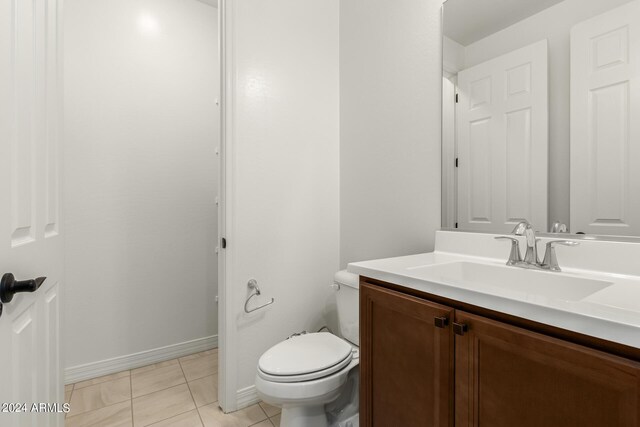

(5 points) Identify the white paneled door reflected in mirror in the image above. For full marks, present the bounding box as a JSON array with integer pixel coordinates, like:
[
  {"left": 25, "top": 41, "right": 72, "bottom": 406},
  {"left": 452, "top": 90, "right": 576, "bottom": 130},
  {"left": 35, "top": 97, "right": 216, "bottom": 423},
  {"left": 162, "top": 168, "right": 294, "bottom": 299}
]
[{"left": 442, "top": 0, "right": 640, "bottom": 238}]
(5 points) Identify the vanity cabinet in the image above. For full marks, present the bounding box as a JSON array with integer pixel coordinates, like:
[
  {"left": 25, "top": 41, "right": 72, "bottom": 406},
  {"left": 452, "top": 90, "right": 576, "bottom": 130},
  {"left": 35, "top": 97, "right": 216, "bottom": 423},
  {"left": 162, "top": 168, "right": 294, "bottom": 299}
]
[
  {"left": 455, "top": 311, "right": 640, "bottom": 427},
  {"left": 360, "top": 282, "right": 454, "bottom": 427},
  {"left": 360, "top": 280, "right": 640, "bottom": 427}
]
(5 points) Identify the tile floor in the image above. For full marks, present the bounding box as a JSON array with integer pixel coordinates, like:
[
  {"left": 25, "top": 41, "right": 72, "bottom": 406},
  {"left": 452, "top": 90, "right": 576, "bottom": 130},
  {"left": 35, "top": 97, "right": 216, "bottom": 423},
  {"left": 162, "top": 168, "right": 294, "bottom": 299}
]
[{"left": 64, "top": 349, "right": 281, "bottom": 427}]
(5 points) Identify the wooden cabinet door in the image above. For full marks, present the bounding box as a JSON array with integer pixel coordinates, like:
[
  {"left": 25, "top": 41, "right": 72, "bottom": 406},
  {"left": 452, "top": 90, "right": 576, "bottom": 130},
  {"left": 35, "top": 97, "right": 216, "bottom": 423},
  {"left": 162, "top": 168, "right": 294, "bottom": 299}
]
[
  {"left": 455, "top": 311, "right": 640, "bottom": 427},
  {"left": 360, "top": 283, "right": 454, "bottom": 427}
]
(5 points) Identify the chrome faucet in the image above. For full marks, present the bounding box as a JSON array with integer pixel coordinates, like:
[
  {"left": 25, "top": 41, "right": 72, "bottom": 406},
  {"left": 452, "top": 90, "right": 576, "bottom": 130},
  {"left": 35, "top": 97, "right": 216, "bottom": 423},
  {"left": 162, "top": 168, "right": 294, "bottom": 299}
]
[
  {"left": 495, "top": 221, "right": 579, "bottom": 272},
  {"left": 511, "top": 220, "right": 539, "bottom": 265},
  {"left": 550, "top": 222, "right": 568, "bottom": 233}
]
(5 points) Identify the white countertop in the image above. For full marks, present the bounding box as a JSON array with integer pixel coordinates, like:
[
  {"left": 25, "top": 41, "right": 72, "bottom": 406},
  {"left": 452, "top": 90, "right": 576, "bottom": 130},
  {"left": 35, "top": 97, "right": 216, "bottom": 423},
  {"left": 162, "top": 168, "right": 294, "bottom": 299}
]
[{"left": 347, "top": 231, "right": 640, "bottom": 349}]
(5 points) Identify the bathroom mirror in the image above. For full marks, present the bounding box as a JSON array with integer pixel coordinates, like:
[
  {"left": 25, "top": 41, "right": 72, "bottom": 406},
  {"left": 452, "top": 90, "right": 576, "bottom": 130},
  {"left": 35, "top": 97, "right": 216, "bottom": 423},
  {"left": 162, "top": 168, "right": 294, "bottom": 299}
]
[{"left": 442, "top": 0, "right": 640, "bottom": 237}]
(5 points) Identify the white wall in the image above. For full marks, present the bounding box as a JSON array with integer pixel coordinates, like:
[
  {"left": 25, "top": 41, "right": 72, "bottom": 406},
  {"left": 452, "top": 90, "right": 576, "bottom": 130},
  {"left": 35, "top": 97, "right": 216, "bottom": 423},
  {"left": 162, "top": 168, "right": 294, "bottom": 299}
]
[
  {"left": 64, "top": 0, "right": 219, "bottom": 370},
  {"left": 443, "top": 36, "right": 465, "bottom": 74},
  {"left": 463, "top": 0, "right": 633, "bottom": 229},
  {"left": 339, "top": 0, "right": 444, "bottom": 267},
  {"left": 222, "top": 0, "right": 340, "bottom": 407}
]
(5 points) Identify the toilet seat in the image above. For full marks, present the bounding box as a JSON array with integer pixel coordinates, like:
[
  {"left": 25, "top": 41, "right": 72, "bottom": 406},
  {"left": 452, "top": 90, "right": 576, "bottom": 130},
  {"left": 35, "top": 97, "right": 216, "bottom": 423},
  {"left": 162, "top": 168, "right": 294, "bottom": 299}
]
[
  {"left": 256, "top": 358, "right": 359, "bottom": 405},
  {"left": 258, "top": 352, "right": 352, "bottom": 383},
  {"left": 257, "top": 332, "right": 353, "bottom": 383}
]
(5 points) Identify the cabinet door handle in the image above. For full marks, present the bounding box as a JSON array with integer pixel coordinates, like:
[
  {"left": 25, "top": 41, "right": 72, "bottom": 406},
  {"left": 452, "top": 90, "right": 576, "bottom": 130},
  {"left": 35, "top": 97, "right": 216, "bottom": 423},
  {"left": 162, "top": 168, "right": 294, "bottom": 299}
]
[
  {"left": 453, "top": 322, "right": 468, "bottom": 336},
  {"left": 434, "top": 316, "right": 449, "bottom": 328}
]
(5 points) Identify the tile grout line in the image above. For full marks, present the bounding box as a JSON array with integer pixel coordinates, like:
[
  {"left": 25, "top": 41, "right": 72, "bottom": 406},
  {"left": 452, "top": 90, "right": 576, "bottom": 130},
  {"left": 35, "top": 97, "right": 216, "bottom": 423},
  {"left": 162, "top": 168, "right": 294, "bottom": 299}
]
[
  {"left": 183, "top": 374, "right": 212, "bottom": 383},
  {"left": 91, "top": 362, "right": 186, "bottom": 401},
  {"left": 66, "top": 384, "right": 74, "bottom": 419},
  {"left": 72, "top": 350, "right": 206, "bottom": 391},
  {"left": 66, "top": 397, "right": 132, "bottom": 419},
  {"left": 249, "top": 404, "right": 270, "bottom": 426},
  {"left": 130, "top": 361, "right": 187, "bottom": 398},
  {"left": 137, "top": 369, "right": 196, "bottom": 426},
  {"left": 135, "top": 365, "right": 193, "bottom": 427},
  {"left": 180, "top": 350, "right": 219, "bottom": 383},
  {"left": 73, "top": 372, "right": 130, "bottom": 390},
  {"left": 130, "top": 369, "right": 134, "bottom": 427},
  {"left": 144, "top": 408, "right": 197, "bottom": 427},
  {"left": 133, "top": 381, "right": 188, "bottom": 401},
  {"left": 259, "top": 402, "right": 282, "bottom": 419},
  {"left": 67, "top": 352, "right": 212, "bottom": 425},
  {"left": 178, "top": 356, "right": 206, "bottom": 427},
  {"left": 66, "top": 373, "right": 132, "bottom": 418}
]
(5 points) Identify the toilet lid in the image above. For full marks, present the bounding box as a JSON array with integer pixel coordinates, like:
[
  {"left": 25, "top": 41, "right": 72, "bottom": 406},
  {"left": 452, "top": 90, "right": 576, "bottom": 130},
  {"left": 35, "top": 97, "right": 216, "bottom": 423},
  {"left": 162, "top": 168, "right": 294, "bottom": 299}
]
[
  {"left": 258, "top": 332, "right": 353, "bottom": 377},
  {"left": 257, "top": 354, "right": 354, "bottom": 383}
]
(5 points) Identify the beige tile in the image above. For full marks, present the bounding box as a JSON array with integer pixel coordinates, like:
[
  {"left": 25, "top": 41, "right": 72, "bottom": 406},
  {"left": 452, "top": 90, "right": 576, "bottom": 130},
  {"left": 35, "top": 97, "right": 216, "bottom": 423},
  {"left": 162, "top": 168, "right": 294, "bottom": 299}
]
[
  {"left": 66, "top": 401, "right": 132, "bottom": 427},
  {"left": 258, "top": 402, "right": 280, "bottom": 418},
  {"left": 65, "top": 384, "right": 74, "bottom": 393},
  {"left": 147, "top": 409, "right": 203, "bottom": 427},
  {"left": 198, "top": 403, "right": 267, "bottom": 427},
  {"left": 270, "top": 414, "right": 281, "bottom": 427},
  {"left": 65, "top": 390, "right": 72, "bottom": 404},
  {"left": 69, "top": 377, "right": 131, "bottom": 415},
  {"left": 133, "top": 359, "right": 178, "bottom": 375},
  {"left": 74, "top": 370, "right": 130, "bottom": 389},
  {"left": 179, "top": 354, "right": 199, "bottom": 363},
  {"left": 179, "top": 349, "right": 218, "bottom": 363},
  {"left": 180, "top": 353, "right": 217, "bottom": 382},
  {"left": 188, "top": 375, "right": 217, "bottom": 407},
  {"left": 132, "top": 360, "right": 186, "bottom": 397},
  {"left": 132, "top": 383, "right": 195, "bottom": 426},
  {"left": 250, "top": 421, "right": 274, "bottom": 427}
]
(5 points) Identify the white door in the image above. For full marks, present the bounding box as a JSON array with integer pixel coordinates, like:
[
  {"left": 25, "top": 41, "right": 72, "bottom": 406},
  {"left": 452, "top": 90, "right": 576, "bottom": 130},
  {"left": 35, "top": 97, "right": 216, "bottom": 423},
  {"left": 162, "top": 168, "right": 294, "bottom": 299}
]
[
  {"left": 442, "top": 76, "right": 457, "bottom": 229},
  {"left": 0, "top": 0, "right": 64, "bottom": 426},
  {"left": 457, "top": 40, "right": 548, "bottom": 233},
  {"left": 570, "top": 0, "right": 640, "bottom": 236}
]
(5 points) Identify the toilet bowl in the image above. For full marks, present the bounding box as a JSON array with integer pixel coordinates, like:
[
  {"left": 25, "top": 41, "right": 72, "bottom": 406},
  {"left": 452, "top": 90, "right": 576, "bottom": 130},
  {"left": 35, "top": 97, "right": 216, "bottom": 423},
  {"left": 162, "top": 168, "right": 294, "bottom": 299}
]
[{"left": 255, "top": 271, "right": 360, "bottom": 427}]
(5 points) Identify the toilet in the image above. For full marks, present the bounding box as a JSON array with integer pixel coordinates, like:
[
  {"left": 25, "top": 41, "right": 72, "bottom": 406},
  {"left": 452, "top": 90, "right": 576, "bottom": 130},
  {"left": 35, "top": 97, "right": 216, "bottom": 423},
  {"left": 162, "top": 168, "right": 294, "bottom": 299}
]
[{"left": 255, "top": 271, "right": 360, "bottom": 427}]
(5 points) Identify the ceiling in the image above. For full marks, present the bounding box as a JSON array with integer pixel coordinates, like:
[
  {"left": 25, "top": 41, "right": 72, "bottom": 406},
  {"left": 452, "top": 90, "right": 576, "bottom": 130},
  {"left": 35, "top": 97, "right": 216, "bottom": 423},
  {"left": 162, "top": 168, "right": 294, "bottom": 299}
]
[{"left": 443, "top": 0, "right": 565, "bottom": 46}]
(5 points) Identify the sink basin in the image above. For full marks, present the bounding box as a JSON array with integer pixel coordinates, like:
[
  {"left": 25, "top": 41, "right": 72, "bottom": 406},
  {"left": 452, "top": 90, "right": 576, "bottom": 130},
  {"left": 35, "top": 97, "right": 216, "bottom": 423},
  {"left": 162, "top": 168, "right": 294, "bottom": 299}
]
[{"left": 409, "top": 262, "right": 613, "bottom": 302}]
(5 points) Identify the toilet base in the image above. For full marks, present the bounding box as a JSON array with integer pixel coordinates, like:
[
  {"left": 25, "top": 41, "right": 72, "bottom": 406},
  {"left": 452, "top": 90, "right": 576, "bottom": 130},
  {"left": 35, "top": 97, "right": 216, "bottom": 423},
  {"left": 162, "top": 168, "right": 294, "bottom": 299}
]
[{"left": 281, "top": 404, "right": 329, "bottom": 427}]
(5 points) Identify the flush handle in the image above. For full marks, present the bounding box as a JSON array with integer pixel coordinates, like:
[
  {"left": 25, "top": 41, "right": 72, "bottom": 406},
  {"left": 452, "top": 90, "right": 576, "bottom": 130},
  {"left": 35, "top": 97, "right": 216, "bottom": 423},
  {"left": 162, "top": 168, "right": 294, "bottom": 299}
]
[
  {"left": 434, "top": 317, "right": 449, "bottom": 329},
  {"left": 453, "top": 322, "right": 468, "bottom": 336}
]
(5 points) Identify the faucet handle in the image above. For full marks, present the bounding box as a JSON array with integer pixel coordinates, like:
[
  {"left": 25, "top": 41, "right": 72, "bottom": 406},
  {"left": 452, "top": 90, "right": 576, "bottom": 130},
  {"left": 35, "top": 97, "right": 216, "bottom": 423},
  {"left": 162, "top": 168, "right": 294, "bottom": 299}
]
[
  {"left": 542, "top": 240, "right": 579, "bottom": 272},
  {"left": 495, "top": 236, "right": 522, "bottom": 266}
]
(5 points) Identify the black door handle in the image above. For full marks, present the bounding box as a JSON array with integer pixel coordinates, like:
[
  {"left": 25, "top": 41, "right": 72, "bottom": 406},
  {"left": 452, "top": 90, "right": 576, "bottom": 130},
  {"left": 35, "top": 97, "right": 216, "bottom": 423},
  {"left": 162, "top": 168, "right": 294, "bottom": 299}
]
[{"left": 0, "top": 273, "right": 46, "bottom": 303}]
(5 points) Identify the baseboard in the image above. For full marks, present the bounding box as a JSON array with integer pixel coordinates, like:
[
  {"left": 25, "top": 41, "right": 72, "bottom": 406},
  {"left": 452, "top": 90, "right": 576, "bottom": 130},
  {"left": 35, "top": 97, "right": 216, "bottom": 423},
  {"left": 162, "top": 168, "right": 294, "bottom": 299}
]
[
  {"left": 65, "top": 335, "right": 218, "bottom": 384},
  {"left": 237, "top": 385, "right": 260, "bottom": 410}
]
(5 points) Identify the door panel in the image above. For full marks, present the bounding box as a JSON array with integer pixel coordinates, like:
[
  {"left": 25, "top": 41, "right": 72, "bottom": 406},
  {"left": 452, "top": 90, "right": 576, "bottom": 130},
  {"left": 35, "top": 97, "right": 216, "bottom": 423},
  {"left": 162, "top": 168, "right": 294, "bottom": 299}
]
[
  {"left": 442, "top": 77, "right": 457, "bottom": 229},
  {"left": 44, "top": 283, "right": 61, "bottom": 423},
  {"left": 360, "top": 283, "right": 454, "bottom": 427},
  {"left": 457, "top": 40, "right": 548, "bottom": 233},
  {"left": 570, "top": 0, "right": 640, "bottom": 235},
  {"left": 455, "top": 311, "right": 640, "bottom": 427},
  {"left": 0, "top": 0, "right": 64, "bottom": 425}
]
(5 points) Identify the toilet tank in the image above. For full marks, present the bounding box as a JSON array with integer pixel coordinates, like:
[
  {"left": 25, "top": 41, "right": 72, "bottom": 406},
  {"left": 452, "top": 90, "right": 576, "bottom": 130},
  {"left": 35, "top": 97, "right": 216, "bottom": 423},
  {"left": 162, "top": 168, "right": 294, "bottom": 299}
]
[{"left": 333, "top": 270, "right": 359, "bottom": 346}]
